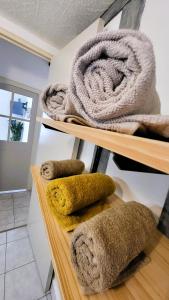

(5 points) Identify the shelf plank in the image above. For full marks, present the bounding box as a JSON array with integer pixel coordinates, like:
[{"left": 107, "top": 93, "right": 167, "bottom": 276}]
[
  {"left": 37, "top": 117, "right": 169, "bottom": 174},
  {"left": 32, "top": 165, "right": 169, "bottom": 300}
]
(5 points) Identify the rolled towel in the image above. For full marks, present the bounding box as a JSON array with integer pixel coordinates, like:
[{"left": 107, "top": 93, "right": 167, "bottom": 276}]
[
  {"left": 40, "top": 159, "right": 85, "bottom": 180},
  {"left": 40, "top": 83, "right": 86, "bottom": 124},
  {"left": 46, "top": 173, "right": 115, "bottom": 215},
  {"left": 71, "top": 201, "right": 156, "bottom": 294},
  {"left": 69, "top": 30, "right": 169, "bottom": 137},
  {"left": 41, "top": 83, "right": 69, "bottom": 120}
]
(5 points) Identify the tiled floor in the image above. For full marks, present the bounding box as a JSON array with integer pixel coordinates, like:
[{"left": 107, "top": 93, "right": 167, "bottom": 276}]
[
  {"left": 0, "top": 191, "right": 30, "bottom": 232},
  {"left": 0, "top": 227, "right": 52, "bottom": 300}
]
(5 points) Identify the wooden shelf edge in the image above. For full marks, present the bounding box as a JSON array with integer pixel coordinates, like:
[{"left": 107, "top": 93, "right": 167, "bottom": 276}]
[
  {"left": 31, "top": 166, "right": 169, "bottom": 300},
  {"left": 37, "top": 117, "right": 169, "bottom": 174}
]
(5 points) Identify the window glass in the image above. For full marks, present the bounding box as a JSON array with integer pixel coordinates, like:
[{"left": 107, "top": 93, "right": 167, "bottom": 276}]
[
  {"left": 9, "top": 119, "right": 29, "bottom": 142},
  {"left": 12, "top": 93, "right": 32, "bottom": 120},
  {"left": 0, "top": 116, "right": 9, "bottom": 141},
  {"left": 0, "top": 89, "right": 12, "bottom": 116}
]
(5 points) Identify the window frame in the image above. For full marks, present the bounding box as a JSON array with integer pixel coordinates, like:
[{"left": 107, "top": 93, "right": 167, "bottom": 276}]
[{"left": 0, "top": 82, "right": 36, "bottom": 143}]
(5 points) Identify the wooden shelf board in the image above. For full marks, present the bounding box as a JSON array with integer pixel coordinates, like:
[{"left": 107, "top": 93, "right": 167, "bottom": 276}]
[
  {"left": 32, "top": 165, "right": 169, "bottom": 300},
  {"left": 37, "top": 117, "right": 169, "bottom": 174}
]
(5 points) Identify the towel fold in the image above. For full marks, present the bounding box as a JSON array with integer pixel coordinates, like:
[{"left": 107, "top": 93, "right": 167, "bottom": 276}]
[
  {"left": 40, "top": 159, "right": 85, "bottom": 180},
  {"left": 46, "top": 173, "right": 115, "bottom": 215},
  {"left": 71, "top": 201, "right": 156, "bottom": 294}
]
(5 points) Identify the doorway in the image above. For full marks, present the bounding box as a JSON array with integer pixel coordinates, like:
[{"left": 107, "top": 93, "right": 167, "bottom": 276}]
[{"left": 0, "top": 81, "right": 39, "bottom": 191}]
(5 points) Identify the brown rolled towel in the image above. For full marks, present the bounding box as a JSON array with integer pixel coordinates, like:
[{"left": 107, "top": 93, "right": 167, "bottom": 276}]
[
  {"left": 71, "top": 201, "right": 156, "bottom": 294},
  {"left": 40, "top": 159, "right": 85, "bottom": 180}
]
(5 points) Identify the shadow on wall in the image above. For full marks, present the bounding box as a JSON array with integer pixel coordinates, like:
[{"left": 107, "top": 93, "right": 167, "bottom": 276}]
[{"left": 113, "top": 177, "right": 162, "bottom": 222}]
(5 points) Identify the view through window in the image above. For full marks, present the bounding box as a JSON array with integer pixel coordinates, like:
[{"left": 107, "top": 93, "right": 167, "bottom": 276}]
[{"left": 0, "top": 88, "right": 33, "bottom": 142}]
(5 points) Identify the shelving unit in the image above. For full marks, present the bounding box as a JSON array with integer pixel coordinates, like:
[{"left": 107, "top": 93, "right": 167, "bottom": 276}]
[
  {"left": 37, "top": 117, "right": 169, "bottom": 174},
  {"left": 32, "top": 166, "right": 169, "bottom": 300}
]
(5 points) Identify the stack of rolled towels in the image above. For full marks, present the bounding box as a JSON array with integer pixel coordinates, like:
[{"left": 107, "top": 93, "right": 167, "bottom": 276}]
[
  {"left": 41, "top": 158, "right": 156, "bottom": 294},
  {"left": 41, "top": 29, "right": 169, "bottom": 137}
]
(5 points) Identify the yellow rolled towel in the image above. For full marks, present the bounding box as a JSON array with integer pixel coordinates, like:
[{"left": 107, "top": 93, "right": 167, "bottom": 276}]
[
  {"left": 46, "top": 173, "right": 115, "bottom": 216},
  {"left": 40, "top": 159, "right": 85, "bottom": 180}
]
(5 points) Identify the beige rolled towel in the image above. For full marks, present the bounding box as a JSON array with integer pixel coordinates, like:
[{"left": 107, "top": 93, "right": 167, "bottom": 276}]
[
  {"left": 71, "top": 201, "right": 156, "bottom": 294},
  {"left": 69, "top": 30, "right": 169, "bottom": 137},
  {"left": 40, "top": 159, "right": 85, "bottom": 180},
  {"left": 41, "top": 84, "right": 68, "bottom": 119}
]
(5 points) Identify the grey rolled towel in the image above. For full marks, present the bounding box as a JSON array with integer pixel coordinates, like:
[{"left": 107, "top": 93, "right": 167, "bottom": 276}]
[
  {"left": 69, "top": 30, "right": 169, "bottom": 137},
  {"left": 40, "top": 83, "right": 86, "bottom": 124},
  {"left": 41, "top": 83, "right": 69, "bottom": 120},
  {"left": 40, "top": 159, "right": 85, "bottom": 180},
  {"left": 71, "top": 201, "right": 156, "bottom": 295}
]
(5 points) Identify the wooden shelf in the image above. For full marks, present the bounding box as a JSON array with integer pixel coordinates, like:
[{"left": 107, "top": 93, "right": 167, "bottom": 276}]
[
  {"left": 32, "top": 165, "right": 169, "bottom": 300},
  {"left": 37, "top": 117, "right": 169, "bottom": 174}
]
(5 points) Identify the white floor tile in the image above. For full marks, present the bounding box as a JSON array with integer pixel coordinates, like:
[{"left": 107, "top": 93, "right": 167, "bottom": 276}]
[
  {"left": 0, "top": 223, "right": 14, "bottom": 233},
  {"left": 6, "top": 238, "right": 34, "bottom": 272},
  {"left": 46, "top": 293, "right": 52, "bottom": 300},
  {"left": 39, "top": 297, "right": 47, "bottom": 300},
  {"left": 0, "top": 274, "right": 4, "bottom": 300},
  {"left": 13, "top": 191, "right": 28, "bottom": 199},
  {"left": 0, "top": 232, "right": 6, "bottom": 245},
  {"left": 14, "top": 221, "right": 27, "bottom": 228},
  {"left": 14, "top": 207, "right": 29, "bottom": 223},
  {"left": 0, "top": 194, "right": 12, "bottom": 200},
  {"left": 0, "top": 244, "right": 5, "bottom": 275},
  {"left": 0, "top": 199, "right": 13, "bottom": 211},
  {"left": 7, "top": 227, "right": 28, "bottom": 243},
  {"left": 5, "top": 262, "right": 44, "bottom": 300},
  {"left": 14, "top": 197, "right": 30, "bottom": 209},
  {"left": 0, "top": 210, "right": 14, "bottom": 227}
]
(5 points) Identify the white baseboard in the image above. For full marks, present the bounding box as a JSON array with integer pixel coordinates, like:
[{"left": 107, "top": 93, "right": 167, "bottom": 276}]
[{"left": 51, "top": 277, "right": 62, "bottom": 300}]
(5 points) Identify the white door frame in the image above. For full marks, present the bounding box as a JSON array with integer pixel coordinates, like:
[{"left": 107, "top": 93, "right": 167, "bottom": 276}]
[{"left": 0, "top": 76, "right": 42, "bottom": 191}]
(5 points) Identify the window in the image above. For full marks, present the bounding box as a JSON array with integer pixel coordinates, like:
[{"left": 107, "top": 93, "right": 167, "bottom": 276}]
[{"left": 0, "top": 88, "right": 33, "bottom": 142}]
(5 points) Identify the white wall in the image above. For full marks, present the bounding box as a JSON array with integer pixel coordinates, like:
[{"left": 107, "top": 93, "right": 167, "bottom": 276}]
[
  {"left": 140, "top": 1, "right": 169, "bottom": 114},
  {"left": 0, "top": 39, "right": 49, "bottom": 91}
]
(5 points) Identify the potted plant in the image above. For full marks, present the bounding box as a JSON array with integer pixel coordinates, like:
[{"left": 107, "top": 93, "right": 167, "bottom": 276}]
[{"left": 10, "top": 120, "right": 24, "bottom": 141}]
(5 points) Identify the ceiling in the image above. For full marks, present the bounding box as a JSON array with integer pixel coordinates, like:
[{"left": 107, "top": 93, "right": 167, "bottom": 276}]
[{"left": 0, "top": 0, "right": 112, "bottom": 48}]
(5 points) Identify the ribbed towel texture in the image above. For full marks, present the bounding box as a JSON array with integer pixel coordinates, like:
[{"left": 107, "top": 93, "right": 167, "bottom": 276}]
[
  {"left": 46, "top": 173, "right": 115, "bottom": 231},
  {"left": 41, "top": 30, "right": 169, "bottom": 137},
  {"left": 71, "top": 201, "right": 156, "bottom": 294},
  {"left": 40, "top": 159, "right": 85, "bottom": 180}
]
